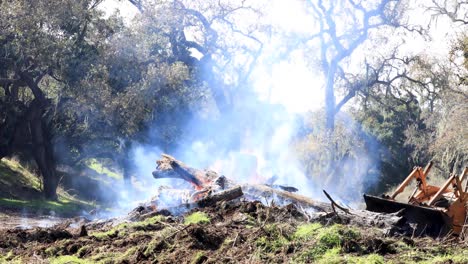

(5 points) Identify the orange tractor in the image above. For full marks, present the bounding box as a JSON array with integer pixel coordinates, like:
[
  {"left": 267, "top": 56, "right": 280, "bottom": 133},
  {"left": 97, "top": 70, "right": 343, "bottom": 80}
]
[{"left": 365, "top": 162, "right": 468, "bottom": 236}]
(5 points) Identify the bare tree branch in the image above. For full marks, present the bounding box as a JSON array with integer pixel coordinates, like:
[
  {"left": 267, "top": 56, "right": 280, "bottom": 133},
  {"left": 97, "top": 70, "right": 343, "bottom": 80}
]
[{"left": 429, "top": 0, "right": 468, "bottom": 25}]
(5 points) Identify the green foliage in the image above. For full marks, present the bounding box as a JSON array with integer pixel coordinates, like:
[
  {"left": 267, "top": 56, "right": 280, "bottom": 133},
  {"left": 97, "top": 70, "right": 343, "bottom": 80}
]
[
  {"left": 354, "top": 94, "right": 426, "bottom": 192},
  {"left": 294, "top": 112, "right": 379, "bottom": 199},
  {"left": 0, "top": 0, "right": 209, "bottom": 200},
  {"left": 184, "top": 212, "right": 210, "bottom": 225}
]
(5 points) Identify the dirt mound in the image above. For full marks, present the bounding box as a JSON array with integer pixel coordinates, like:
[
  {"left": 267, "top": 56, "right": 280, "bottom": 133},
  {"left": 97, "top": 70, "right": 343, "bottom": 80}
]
[{"left": 0, "top": 200, "right": 467, "bottom": 263}]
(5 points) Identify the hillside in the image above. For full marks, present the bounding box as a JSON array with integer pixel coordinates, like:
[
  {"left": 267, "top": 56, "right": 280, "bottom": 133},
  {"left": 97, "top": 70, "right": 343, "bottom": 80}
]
[{"left": 0, "top": 158, "right": 94, "bottom": 216}]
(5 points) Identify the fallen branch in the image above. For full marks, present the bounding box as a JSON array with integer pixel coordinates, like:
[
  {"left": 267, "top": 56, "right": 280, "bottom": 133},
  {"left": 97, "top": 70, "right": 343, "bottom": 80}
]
[
  {"left": 323, "top": 190, "right": 352, "bottom": 215},
  {"left": 242, "top": 184, "right": 332, "bottom": 212},
  {"left": 196, "top": 186, "right": 243, "bottom": 208}
]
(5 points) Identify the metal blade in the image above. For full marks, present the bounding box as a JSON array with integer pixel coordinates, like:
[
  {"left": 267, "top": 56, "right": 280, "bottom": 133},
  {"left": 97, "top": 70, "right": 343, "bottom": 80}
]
[{"left": 364, "top": 194, "right": 451, "bottom": 236}]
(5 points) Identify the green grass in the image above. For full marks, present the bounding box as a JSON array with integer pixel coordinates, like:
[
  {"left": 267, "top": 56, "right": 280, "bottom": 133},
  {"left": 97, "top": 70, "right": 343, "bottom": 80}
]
[
  {"left": 184, "top": 212, "right": 210, "bottom": 225},
  {"left": 0, "top": 197, "right": 89, "bottom": 214},
  {"left": 0, "top": 158, "right": 95, "bottom": 215},
  {"left": 316, "top": 247, "right": 342, "bottom": 264},
  {"left": 91, "top": 215, "right": 166, "bottom": 239},
  {"left": 358, "top": 254, "right": 385, "bottom": 264},
  {"left": 293, "top": 224, "right": 362, "bottom": 263},
  {"left": 397, "top": 248, "right": 468, "bottom": 264},
  {"left": 49, "top": 255, "right": 92, "bottom": 264},
  {"left": 293, "top": 223, "right": 323, "bottom": 240},
  {"left": 0, "top": 158, "right": 41, "bottom": 194},
  {"left": 255, "top": 223, "right": 293, "bottom": 254},
  {"left": 116, "top": 246, "right": 139, "bottom": 262},
  {"left": 191, "top": 251, "right": 207, "bottom": 264},
  {"left": 0, "top": 251, "right": 14, "bottom": 263},
  {"left": 76, "top": 245, "right": 92, "bottom": 258},
  {"left": 85, "top": 158, "right": 122, "bottom": 180}
]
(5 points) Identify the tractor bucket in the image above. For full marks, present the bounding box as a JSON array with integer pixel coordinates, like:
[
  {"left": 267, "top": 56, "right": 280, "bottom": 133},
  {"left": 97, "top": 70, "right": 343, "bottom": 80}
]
[{"left": 364, "top": 194, "right": 452, "bottom": 236}]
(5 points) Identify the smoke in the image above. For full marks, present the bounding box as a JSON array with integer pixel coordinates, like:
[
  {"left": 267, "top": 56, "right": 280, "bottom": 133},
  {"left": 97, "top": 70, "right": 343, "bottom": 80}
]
[{"left": 123, "top": 0, "right": 381, "bottom": 208}]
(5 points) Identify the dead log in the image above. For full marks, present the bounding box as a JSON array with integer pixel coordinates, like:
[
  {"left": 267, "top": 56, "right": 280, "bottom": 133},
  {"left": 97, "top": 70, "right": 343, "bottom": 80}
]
[
  {"left": 241, "top": 184, "right": 332, "bottom": 212},
  {"left": 195, "top": 186, "right": 244, "bottom": 208},
  {"left": 152, "top": 154, "right": 235, "bottom": 190},
  {"left": 152, "top": 154, "right": 228, "bottom": 190}
]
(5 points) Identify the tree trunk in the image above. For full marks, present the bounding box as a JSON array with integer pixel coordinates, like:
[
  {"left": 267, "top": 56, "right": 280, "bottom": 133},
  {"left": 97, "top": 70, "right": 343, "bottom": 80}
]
[
  {"left": 118, "top": 139, "right": 132, "bottom": 186},
  {"left": 325, "top": 62, "right": 337, "bottom": 131},
  {"left": 200, "top": 55, "right": 230, "bottom": 114},
  {"left": 28, "top": 99, "right": 58, "bottom": 200}
]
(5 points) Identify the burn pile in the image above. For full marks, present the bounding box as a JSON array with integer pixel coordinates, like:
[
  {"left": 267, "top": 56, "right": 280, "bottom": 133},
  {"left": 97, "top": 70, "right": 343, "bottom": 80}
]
[
  {"left": 2, "top": 156, "right": 468, "bottom": 263},
  {"left": 129, "top": 154, "right": 418, "bottom": 237},
  {"left": 134, "top": 154, "right": 332, "bottom": 216}
]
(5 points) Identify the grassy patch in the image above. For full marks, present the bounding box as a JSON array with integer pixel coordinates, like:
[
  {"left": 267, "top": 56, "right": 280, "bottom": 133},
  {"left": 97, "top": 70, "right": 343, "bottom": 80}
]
[
  {"left": 293, "top": 223, "right": 322, "bottom": 240},
  {"left": 0, "top": 158, "right": 95, "bottom": 215},
  {"left": 90, "top": 251, "right": 120, "bottom": 262},
  {"left": 0, "top": 158, "right": 42, "bottom": 191},
  {"left": 293, "top": 224, "right": 361, "bottom": 263},
  {"left": 85, "top": 158, "right": 122, "bottom": 180},
  {"left": 191, "top": 251, "right": 207, "bottom": 264},
  {"left": 426, "top": 254, "right": 468, "bottom": 264},
  {"left": 317, "top": 247, "right": 342, "bottom": 264},
  {"left": 255, "top": 223, "right": 293, "bottom": 256},
  {"left": 256, "top": 235, "right": 288, "bottom": 253},
  {"left": 0, "top": 251, "right": 14, "bottom": 263},
  {"left": 184, "top": 212, "right": 210, "bottom": 225},
  {"left": 143, "top": 227, "right": 177, "bottom": 257},
  {"left": 0, "top": 196, "right": 91, "bottom": 215},
  {"left": 400, "top": 248, "right": 468, "bottom": 264},
  {"left": 348, "top": 254, "right": 385, "bottom": 264},
  {"left": 76, "top": 245, "right": 91, "bottom": 258},
  {"left": 91, "top": 215, "right": 166, "bottom": 239},
  {"left": 49, "top": 255, "right": 92, "bottom": 264},
  {"left": 90, "top": 228, "right": 121, "bottom": 239},
  {"left": 116, "top": 246, "right": 139, "bottom": 262}
]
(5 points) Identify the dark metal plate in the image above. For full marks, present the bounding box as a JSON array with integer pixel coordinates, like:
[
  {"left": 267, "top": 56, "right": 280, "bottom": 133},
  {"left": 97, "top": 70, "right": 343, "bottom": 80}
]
[{"left": 364, "top": 194, "right": 451, "bottom": 236}]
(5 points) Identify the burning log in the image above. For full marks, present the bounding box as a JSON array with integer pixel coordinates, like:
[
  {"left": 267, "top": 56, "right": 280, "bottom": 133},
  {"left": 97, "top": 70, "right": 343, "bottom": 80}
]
[
  {"left": 192, "top": 186, "right": 243, "bottom": 208},
  {"left": 152, "top": 154, "right": 229, "bottom": 190},
  {"left": 151, "top": 154, "right": 329, "bottom": 211}
]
